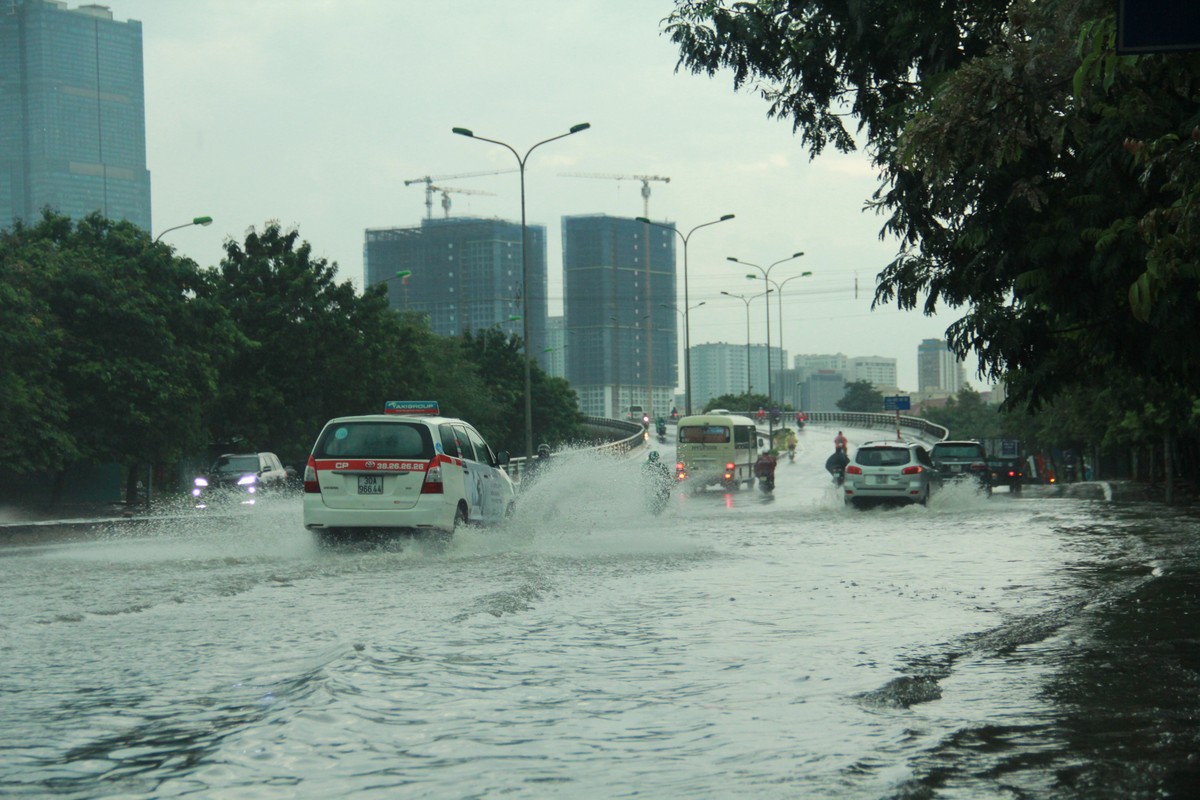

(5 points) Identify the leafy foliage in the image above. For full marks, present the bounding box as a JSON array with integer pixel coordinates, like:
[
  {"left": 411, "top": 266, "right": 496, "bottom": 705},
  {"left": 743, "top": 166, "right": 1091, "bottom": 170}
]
[
  {"left": 667, "top": 0, "right": 1200, "bottom": 487},
  {"left": 0, "top": 216, "right": 587, "bottom": 502},
  {"left": 836, "top": 380, "right": 883, "bottom": 413}
]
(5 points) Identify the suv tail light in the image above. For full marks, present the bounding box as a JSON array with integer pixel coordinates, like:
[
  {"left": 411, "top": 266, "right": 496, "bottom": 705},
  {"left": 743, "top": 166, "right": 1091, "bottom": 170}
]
[
  {"left": 900, "top": 465, "right": 924, "bottom": 475},
  {"left": 846, "top": 465, "right": 862, "bottom": 475},
  {"left": 422, "top": 462, "right": 444, "bottom": 494},
  {"left": 303, "top": 455, "right": 319, "bottom": 493}
]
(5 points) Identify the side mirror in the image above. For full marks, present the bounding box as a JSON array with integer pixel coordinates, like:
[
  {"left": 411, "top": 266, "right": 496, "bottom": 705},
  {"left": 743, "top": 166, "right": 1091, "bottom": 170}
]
[{"left": 496, "top": 450, "right": 510, "bottom": 466}]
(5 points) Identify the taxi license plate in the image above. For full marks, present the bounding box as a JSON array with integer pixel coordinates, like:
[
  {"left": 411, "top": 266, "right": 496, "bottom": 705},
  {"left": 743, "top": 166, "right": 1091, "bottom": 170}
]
[{"left": 358, "top": 475, "right": 384, "bottom": 494}]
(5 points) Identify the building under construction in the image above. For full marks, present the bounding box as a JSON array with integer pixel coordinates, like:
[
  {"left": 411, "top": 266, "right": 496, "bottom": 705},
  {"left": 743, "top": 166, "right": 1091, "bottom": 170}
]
[
  {"left": 562, "top": 214, "right": 678, "bottom": 419},
  {"left": 364, "top": 217, "right": 549, "bottom": 364}
]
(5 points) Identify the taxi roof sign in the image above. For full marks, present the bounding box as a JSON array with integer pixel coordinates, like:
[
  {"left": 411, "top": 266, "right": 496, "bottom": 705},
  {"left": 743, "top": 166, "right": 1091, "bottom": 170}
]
[{"left": 384, "top": 400, "right": 440, "bottom": 415}]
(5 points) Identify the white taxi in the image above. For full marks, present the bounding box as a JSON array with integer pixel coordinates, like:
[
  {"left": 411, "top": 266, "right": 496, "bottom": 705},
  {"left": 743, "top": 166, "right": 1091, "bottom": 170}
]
[{"left": 302, "top": 401, "right": 517, "bottom": 536}]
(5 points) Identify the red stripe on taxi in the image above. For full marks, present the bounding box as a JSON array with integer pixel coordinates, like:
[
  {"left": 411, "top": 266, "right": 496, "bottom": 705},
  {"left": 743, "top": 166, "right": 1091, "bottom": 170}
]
[{"left": 313, "top": 459, "right": 429, "bottom": 472}]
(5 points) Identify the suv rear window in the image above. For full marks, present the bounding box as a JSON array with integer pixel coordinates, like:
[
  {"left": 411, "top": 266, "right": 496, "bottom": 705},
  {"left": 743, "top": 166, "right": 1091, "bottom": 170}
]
[
  {"left": 855, "top": 447, "right": 913, "bottom": 467},
  {"left": 314, "top": 421, "right": 434, "bottom": 459}
]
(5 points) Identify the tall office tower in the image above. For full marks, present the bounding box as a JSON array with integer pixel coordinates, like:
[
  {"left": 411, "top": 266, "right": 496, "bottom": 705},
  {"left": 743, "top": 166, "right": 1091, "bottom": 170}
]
[
  {"left": 562, "top": 214, "right": 677, "bottom": 418},
  {"left": 363, "top": 217, "right": 548, "bottom": 361},
  {"left": 917, "top": 337, "right": 965, "bottom": 393},
  {"left": 0, "top": 1, "right": 151, "bottom": 231}
]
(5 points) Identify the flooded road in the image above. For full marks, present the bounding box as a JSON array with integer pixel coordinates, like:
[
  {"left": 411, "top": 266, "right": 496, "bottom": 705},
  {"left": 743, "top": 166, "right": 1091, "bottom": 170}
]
[{"left": 3, "top": 425, "right": 1199, "bottom": 798}]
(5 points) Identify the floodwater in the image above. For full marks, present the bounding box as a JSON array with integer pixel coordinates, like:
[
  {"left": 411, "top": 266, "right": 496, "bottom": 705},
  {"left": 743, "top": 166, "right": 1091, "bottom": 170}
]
[{"left": 2, "top": 425, "right": 1199, "bottom": 799}]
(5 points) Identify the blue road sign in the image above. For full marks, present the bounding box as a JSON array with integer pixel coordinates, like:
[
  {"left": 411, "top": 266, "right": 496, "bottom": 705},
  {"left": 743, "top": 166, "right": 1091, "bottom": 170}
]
[{"left": 883, "top": 395, "right": 911, "bottom": 412}]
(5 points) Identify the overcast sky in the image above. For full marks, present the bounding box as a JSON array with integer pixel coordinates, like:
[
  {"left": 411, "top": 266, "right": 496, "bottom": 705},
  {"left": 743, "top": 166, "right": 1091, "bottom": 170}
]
[{"left": 115, "top": 0, "right": 975, "bottom": 392}]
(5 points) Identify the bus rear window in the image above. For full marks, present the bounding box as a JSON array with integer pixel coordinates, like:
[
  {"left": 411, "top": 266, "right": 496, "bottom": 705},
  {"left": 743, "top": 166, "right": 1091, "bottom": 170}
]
[{"left": 679, "top": 425, "right": 731, "bottom": 444}]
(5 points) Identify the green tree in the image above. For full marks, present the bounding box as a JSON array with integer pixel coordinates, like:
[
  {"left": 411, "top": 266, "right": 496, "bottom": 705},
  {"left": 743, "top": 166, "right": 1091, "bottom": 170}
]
[
  {"left": 667, "top": 1, "right": 1200, "bottom": 410},
  {"left": 0, "top": 220, "right": 73, "bottom": 473},
  {"left": 3, "top": 211, "right": 228, "bottom": 502},
  {"left": 704, "top": 392, "right": 767, "bottom": 413},
  {"left": 837, "top": 380, "right": 883, "bottom": 412},
  {"left": 204, "top": 222, "right": 414, "bottom": 467}
]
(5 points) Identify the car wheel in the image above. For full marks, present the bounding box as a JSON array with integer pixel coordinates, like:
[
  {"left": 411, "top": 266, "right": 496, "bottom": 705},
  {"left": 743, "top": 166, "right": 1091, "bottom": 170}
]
[{"left": 453, "top": 504, "right": 468, "bottom": 532}]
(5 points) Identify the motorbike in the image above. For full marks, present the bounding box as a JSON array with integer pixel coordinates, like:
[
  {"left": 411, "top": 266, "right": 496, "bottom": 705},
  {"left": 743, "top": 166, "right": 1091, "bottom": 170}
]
[
  {"left": 829, "top": 467, "right": 845, "bottom": 487},
  {"left": 643, "top": 466, "right": 673, "bottom": 514},
  {"left": 787, "top": 447, "right": 796, "bottom": 463}
]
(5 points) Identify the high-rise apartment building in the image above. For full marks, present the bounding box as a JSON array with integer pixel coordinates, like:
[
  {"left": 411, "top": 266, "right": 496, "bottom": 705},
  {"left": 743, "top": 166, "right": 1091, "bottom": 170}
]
[
  {"left": 363, "top": 217, "right": 547, "bottom": 360},
  {"left": 690, "top": 342, "right": 784, "bottom": 410},
  {"left": 562, "top": 215, "right": 677, "bottom": 418},
  {"left": 848, "top": 356, "right": 898, "bottom": 390},
  {"left": 794, "top": 353, "right": 849, "bottom": 375},
  {"left": 0, "top": 0, "right": 151, "bottom": 231},
  {"left": 917, "top": 338, "right": 965, "bottom": 394}
]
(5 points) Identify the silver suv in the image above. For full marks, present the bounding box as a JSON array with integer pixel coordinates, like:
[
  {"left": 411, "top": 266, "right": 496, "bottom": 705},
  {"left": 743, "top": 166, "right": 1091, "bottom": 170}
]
[{"left": 843, "top": 440, "right": 939, "bottom": 508}]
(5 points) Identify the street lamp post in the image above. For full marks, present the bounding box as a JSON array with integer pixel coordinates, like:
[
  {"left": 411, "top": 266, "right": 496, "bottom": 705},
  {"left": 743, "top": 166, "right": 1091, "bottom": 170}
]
[
  {"left": 153, "top": 215, "right": 212, "bottom": 244},
  {"left": 764, "top": 271, "right": 813, "bottom": 395},
  {"left": 454, "top": 123, "right": 590, "bottom": 459},
  {"left": 660, "top": 301, "right": 704, "bottom": 412},
  {"left": 727, "top": 252, "right": 804, "bottom": 437},
  {"left": 636, "top": 214, "right": 734, "bottom": 415},
  {"left": 720, "top": 290, "right": 771, "bottom": 399}
]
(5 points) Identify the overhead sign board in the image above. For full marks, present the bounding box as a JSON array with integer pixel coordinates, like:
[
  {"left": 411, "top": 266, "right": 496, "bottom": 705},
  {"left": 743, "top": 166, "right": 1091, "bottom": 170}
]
[{"left": 883, "top": 395, "right": 911, "bottom": 412}]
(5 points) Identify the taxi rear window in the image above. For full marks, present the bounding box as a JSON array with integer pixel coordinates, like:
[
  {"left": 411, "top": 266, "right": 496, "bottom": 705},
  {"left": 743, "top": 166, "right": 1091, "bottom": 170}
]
[{"left": 315, "top": 421, "right": 434, "bottom": 459}]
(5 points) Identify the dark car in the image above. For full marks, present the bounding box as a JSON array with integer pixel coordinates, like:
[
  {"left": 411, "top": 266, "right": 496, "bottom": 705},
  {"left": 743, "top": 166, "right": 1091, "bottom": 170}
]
[
  {"left": 193, "top": 452, "right": 291, "bottom": 505},
  {"left": 989, "top": 457, "right": 1025, "bottom": 493},
  {"left": 929, "top": 440, "right": 992, "bottom": 494}
]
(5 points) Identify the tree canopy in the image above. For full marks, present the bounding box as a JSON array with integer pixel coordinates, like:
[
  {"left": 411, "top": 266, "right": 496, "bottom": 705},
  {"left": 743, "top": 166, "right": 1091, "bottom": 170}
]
[
  {"left": 1, "top": 214, "right": 586, "bottom": 504},
  {"left": 666, "top": 0, "right": 1200, "bottom": 427}
]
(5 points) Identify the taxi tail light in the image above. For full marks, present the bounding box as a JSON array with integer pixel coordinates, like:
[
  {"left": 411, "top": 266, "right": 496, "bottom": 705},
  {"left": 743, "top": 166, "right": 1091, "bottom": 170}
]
[
  {"left": 901, "top": 465, "right": 924, "bottom": 475},
  {"left": 422, "top": 463, "right": 444, "bottom": 494},
  {"left": 724, "top": 461, "right": 735, "bottom": 480},
  {"left": 675, "top": 462, "right": 687, "bottom": 481},
  {"left": 303, "top": 456, "right": 320, "bottom": 493},
  {"left": 846, "top": 465, "right": 863, "bottom": 475}
]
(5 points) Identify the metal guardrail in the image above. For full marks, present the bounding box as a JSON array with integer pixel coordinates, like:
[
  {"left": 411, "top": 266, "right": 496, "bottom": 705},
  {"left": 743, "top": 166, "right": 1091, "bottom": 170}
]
[
  {"left": 508, "top": 416, "right": 646, "bottom": 482},
  {"left": 696, "top": 409, "right": 948, "bottom": 443}
]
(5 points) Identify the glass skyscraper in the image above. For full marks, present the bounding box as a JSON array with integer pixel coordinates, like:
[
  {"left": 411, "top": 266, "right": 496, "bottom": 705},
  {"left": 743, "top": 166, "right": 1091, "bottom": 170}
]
[
  {"left": 562, "top": 214, "right": 677, "bottom": 418},
  {"left": 0, "top": 0, "right": 151, "bottom": 231},
  {"left": 363, "top": 217, "right": 548, "bottom": 360}
]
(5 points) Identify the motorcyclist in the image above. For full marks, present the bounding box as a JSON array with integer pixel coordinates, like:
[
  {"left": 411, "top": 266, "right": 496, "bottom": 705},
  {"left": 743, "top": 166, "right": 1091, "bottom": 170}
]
[
  {"left": 785, "top": 430, "right": 798, "bottom": 461},
  {"left": 825, "top": 447, "right": 850, "bottom": 485},
  {"left": 833, "top": 431, "right": 848, "bottom": 452},
  {"left": 642, "top": 450, "right": 673, "bottom": 513},
  {"left": 754, "top": 448, "right": 778, "bottom": 492},
  {"left": 655, "top": 416, "right": 667, "bottom": 439}
]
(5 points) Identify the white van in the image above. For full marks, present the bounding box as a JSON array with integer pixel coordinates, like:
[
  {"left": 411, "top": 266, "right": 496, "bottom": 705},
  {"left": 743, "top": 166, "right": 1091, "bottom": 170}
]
[
  {"left": 675, "top": 413, "right": 759, "bottom": 491},
  {"left": 302, "top": 400, "right": 516, "bottom": 536}
]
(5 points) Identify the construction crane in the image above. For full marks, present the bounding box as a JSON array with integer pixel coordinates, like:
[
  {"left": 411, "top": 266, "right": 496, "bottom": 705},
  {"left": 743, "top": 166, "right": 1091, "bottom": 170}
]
[
  {"left": 403, "top": 169, "right": 517, "bottom": 220},
  {"left": 560, "top": 172, "right": 671, "bottom": 218},
  {"left": 427, "top": 185, "right": 495, "bottom": 218}
]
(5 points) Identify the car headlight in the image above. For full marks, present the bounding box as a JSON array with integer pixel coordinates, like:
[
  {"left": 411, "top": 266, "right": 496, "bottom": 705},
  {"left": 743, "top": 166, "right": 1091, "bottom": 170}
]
[
  {"left": 237, "top": 474, "right": 258, "bottom": 486},
  {"left": 194, "top": 477, "right": 208, "bottom": 487}
]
